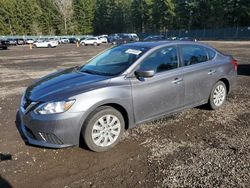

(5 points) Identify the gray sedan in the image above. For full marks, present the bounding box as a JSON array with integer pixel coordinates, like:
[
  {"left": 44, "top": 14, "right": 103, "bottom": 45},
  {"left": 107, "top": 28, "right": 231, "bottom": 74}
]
[{"left": 18, "top": 41, "right": 237, "bottom": 152}]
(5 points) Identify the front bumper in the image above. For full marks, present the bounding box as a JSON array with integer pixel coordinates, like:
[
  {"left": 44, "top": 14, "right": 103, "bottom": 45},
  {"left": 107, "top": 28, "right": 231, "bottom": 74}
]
[{"left": 18, "top": 106, "right": 84, "bottom": 148}]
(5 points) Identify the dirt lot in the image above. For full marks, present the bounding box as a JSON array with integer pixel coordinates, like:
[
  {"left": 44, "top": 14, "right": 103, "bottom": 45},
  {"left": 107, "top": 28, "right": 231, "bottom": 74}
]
[{"left": 0, "top": 42, "right": 249, "bottom": 188}]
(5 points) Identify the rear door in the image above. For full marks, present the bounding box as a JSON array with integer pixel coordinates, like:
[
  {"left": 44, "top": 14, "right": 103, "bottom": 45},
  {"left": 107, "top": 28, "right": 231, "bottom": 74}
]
[
  {"left": 179, "top": 44, "right": 219, "bottom": 106},
  {"left": 40, "top": 41, "right": 47, "bottom": 47},
  {"left": 131, "top": 45, "right": 184, "bottom": 123}
]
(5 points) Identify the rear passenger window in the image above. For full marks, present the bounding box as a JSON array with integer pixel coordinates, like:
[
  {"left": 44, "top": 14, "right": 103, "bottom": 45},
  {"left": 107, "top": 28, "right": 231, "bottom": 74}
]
[
  {"left": 181, "top": 45, "right": 208, "bottom": 66},
  {"left": 206, "top": 48, "right": 216, "bottom": 60}
]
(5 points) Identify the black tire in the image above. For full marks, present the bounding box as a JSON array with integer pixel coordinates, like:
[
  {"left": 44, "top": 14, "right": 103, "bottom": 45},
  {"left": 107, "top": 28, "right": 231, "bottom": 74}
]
[
  {"left": 81, "top": 106, "right": 125, "bottom": 152},
  {"left": 48, "top": 44, "right": 52, "bottom": 48},
  {"left": 208, "top": 81, "right": 227, "bottom": 110}
]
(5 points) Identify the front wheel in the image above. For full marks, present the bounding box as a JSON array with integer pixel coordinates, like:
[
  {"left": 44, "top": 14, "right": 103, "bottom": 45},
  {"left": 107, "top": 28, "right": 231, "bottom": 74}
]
[
  {"left": 208, "top": 81, "right": 227, "bottom": 110},
  {"left": 82, "top": 106, "right": 124, "bottom": 152}
]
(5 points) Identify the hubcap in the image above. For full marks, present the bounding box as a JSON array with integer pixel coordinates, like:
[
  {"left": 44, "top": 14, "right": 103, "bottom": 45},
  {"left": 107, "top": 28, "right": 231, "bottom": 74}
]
[
  {"left": 92, "top": 115, "right": 121, "bottom": 147},
  {"left": 213, "top": 84, "right": 226, "bottom": 106}
]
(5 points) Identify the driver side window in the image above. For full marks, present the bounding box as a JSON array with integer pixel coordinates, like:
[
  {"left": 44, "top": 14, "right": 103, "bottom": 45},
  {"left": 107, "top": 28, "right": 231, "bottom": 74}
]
[{"left": 140, "top": 46, "right": 178, "bottom": 73}]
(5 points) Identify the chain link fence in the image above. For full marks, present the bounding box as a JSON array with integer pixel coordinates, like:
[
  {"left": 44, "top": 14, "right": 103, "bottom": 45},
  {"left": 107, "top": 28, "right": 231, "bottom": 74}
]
[{"left": 139, "top": 27, "right": 250, "bottom": 40}]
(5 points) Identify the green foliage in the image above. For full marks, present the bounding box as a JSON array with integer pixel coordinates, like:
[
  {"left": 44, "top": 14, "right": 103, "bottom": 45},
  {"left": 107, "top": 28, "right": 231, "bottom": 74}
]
[
  {"left": 72, "top": 0, "right": 94, "bottom": 34},
  {"left": 0, "top": 0, "right": 249, "bottom": 35}
]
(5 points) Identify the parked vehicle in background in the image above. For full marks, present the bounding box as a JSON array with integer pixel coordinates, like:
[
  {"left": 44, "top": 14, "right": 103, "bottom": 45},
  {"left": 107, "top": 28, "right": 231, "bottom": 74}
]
[
  {"left": 7, "top": 38, "right": 17, "bottom": 45},
  {"left": 50, "top": 38, "right": 60, "bottom": 44},
  {"left": 107, "top": 34, "right": 120, "bottom": 44},
  {"left": 69, "top": 37, "right": 78, "bottom": 44},
  {"left": 143, "top": 35, "right": 165, "bottom": 41},
  {"left": 109, "top": 34, "right": 132, "bottom": 45},
  {"left": 33, "top": 40, "right": 58, "bottom": 48},
  {"left": 170, "top": 36, "right": 177, "bottom": 40},
  {"left": 99, "top": 34, "right": 108, "bottom": 38},
  {"left": 0, "top": 40, "right": 8, "bottom": 50},
  {"left": 129, "top": 33, "right": 140, "bottom": 41},
  {"left": 18, "top": 41, "right": 237, "bottom": 152},
  {"left": 26, "top": 39, "right": 34, "bottom": 44},
  {"left": 16, "top": 38, "right": 25, "bottom": 45},
  {"left": 80, "top": 37, "right": 102, "bottom": 46},
  {"left": 98, "top": 37, "right": 108, "bottom": 43},
  {"left": 60, "top": 38, "right": 70, "bottom": 44},
  {"left": 80, "top": 37, "right": 87, "bottom": 42},
  {"left": 179, "top": 37, "right": 198, "bottom": 42}
]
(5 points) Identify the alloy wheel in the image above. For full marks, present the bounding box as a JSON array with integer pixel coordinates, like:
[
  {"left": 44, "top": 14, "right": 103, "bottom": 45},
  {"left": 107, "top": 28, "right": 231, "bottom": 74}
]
[
  {"left": 91, "top": 114, "right": 121, "bottom": 147},
  {"left": 213, "top": 84, "right": 226, "bottom": 106}
]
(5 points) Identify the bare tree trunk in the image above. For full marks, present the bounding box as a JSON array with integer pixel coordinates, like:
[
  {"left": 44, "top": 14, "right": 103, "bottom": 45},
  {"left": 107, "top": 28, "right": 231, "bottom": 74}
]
[
  {"left": 8, "top": 18, "right": 13, "bottom": 35},
  {"left": 64, "top": 17, "right": 67, "bottom": 34},
  {"left": 54, "top": 0, "right": 72, "bottom": 34}
]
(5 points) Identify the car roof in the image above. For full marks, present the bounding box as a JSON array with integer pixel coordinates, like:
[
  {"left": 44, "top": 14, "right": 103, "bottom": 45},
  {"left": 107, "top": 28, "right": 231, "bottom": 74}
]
[
  {"left": 123, "top": 40, "right": 214, "bottom": 49},
  {"left": 123, "top": 41, "right": 204, "bottom": 49}
]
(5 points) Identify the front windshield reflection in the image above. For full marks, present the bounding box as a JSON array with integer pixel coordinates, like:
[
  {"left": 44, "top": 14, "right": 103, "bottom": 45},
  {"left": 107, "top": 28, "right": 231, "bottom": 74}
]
[{"left": 80, "top": 46, "right": 149, "bottom": 76}]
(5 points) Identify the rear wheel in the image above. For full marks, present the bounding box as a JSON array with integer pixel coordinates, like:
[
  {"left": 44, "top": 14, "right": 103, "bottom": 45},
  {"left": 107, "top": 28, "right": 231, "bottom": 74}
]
[
  {"left": 82, "top": 106, "right": 124, "bottom": 152},
  {"left": 48, "top": 44, "right": 52, "bottom": 48},
  {"left": 93, "top": 42, "right": 97, "bottom": 46},
  {"left": 208, "top": 81, "right": 227, "bottom": 110}
]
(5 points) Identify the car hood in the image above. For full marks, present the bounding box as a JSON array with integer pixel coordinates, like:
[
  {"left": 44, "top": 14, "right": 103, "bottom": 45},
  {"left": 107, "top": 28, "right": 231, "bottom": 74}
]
[{"left": 25, "top": 67, "right": 111, "bottom": 101}]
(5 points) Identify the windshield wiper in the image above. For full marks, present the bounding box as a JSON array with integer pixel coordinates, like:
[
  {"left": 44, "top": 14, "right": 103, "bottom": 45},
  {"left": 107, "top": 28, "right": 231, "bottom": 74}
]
[
  {"left": 81, "top": 69, "right": 115, "bottom": 76},
  {"left": 81, "top": 69, "right": 97, "bottom": 75}
]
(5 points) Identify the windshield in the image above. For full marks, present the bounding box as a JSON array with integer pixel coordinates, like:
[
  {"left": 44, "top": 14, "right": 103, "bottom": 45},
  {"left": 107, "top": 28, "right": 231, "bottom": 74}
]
[{"left": 79, "top": 45, "right": 149, "bottom": 76}]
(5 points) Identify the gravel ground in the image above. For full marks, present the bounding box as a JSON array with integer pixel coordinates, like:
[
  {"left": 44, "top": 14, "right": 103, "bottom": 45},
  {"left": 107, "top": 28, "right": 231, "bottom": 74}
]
[{"left": 0, "top": 42, "right": 249, "bottom": 188}]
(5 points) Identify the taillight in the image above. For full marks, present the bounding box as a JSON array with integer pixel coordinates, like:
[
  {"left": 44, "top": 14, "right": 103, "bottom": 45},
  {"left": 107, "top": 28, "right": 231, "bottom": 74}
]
[{"left": 231, "top": 59, "right": 238, "bottom": 71}]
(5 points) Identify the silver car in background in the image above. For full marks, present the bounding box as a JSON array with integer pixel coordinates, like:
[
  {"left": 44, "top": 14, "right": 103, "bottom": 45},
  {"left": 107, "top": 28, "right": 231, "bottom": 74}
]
[{"left": 18, "top": 41, "right": 237, "bottom": 152}]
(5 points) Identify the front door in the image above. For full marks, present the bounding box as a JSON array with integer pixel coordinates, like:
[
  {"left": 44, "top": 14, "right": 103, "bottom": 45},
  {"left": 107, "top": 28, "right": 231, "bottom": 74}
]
[{"left": 130, "top": 46, "right": 184, "bottom": 123}]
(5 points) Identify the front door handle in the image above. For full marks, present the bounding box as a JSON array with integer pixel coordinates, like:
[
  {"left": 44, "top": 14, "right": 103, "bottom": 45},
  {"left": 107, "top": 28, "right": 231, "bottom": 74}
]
[
  {"left": 172, "top": 78, "right": 183, "bottom": 84},
  {"left": 208, "top": 70, "right": 216, "bottom": 75}
]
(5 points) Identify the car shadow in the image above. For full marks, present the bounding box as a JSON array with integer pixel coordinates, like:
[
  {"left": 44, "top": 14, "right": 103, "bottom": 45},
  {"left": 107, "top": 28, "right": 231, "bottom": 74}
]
[
  {"left": 195, "top": 104, "right": 211, "bottom": 111},
  {"left": 0, "top": 176, "right": 12, "bottom": 188},
  {"left": 0, "top": 153, "right": 12, "bottom": 161},
  {"left": 238, "top": 64, "right": 250, "bottom": 76}
]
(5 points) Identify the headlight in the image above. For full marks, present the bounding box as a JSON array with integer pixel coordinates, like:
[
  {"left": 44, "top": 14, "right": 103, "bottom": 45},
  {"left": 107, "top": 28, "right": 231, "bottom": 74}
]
[{"left": 35, "top": 100, "right": 75, "bottom": 115}]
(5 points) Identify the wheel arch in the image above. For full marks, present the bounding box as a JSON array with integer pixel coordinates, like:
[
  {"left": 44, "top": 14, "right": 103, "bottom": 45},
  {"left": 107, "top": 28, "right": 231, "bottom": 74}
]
[
  {"left": 78, "top": 102, "right": 132, "bottom": 146},
  {"left": 218, "top": 78, "right": 230, "bottom": 94},
  {"left": 99, "top": 103, "right": 130, "bottom": 130}
]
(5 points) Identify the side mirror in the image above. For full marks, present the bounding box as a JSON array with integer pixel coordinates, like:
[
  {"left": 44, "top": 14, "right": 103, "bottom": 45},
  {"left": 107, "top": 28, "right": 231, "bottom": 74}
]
[{"left": 135, "top": 69, "right": 155, "bottom": 78}]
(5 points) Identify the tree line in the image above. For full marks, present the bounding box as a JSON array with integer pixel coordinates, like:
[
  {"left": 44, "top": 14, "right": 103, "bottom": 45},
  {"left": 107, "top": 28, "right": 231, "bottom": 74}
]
[{"left": 0, "top": 0, "right": 249, "bottom": 36}]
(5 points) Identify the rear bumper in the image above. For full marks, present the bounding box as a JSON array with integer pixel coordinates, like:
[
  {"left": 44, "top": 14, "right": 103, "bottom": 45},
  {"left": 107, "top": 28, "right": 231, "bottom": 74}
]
[
  {"left": 228, "top": 70, "right": 238, "bottom": 94},
  {"left": 18, "top": 107, "right": 84, "bottom": 148}
]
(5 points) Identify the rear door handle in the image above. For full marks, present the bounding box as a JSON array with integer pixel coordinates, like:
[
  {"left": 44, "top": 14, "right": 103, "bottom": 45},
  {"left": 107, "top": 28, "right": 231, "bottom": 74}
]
[
  {"left": 172, "top": 78, "right": 183, "bottom": 84},
  {"left": 208, "top": 70, "right": 216, "bottom": 75}
]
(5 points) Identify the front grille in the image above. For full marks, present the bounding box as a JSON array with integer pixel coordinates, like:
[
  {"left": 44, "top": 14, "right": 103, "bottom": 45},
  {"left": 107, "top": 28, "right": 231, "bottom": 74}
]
[{"left": 39, "top": 133, "right": 63, "bottom": 145}]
